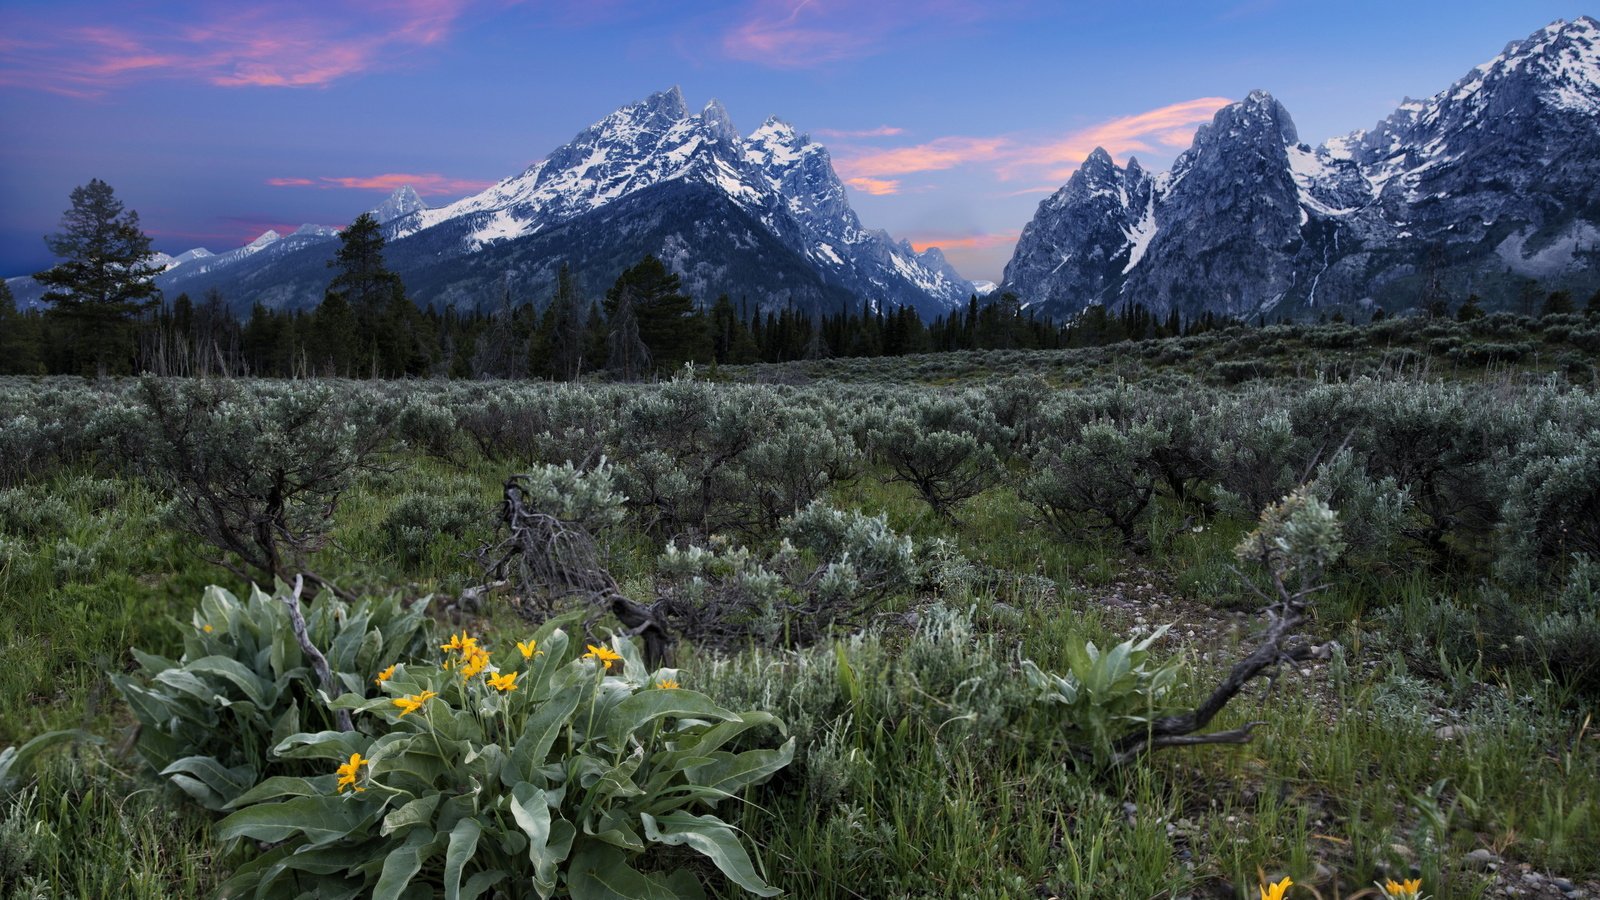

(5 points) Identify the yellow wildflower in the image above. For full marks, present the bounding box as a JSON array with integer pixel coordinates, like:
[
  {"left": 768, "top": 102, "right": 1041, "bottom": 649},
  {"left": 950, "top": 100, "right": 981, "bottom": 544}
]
[
  {"left": 440, "top": 633, "right": 465, "bottom": 652},
  {"left": 459, "top": 647, "right": 491, "bottom": 679},
  {"left": 656, "top": 678, "right": 680, "bottom": 690},
  {"left": 516, "top": 639, "right": 542, "bottom": 659},
  {"left": 583, "top": 643, "right": 622, "bottom": 671},
  {"left": 393, "top": 689, "right": 437, "bottom": 716},
  {"left": 335, "top": 751, "right": 368, "bottom": 793},
  {"left": 1381, "top": 879, "right": 1424, "bottom": 899},
  {"left": 374, "top": 664, "right": 397, "bottom": 686},
  {"left": 202, "top": 624, "right": 214, "bottom": 633},
  {"left": 488, "top": 671, "right": 519, "bottom": 692},
  {"left": 1260, "top": 877, "right": 1292, "bottom": 900}
]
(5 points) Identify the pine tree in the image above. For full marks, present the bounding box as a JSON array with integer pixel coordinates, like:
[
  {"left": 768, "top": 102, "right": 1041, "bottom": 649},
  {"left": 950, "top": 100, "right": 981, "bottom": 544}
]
[
  {"left": 34, "top": 178, "right": 162, "bottom": 374},
  {"left": 326, "top": 212, "right": 412, "bottom": 376},
  {"left": 605, "top": 280, "right": 651, "bottom": 380},
  {"left": 0, "top": 280, "right": 42, "bottom": 375},
  {"left": 546, "top": 263, "right": 587, "bottom": 380},
  {"left": 604, "top": 256, "right": 707, "bottom": 374}
]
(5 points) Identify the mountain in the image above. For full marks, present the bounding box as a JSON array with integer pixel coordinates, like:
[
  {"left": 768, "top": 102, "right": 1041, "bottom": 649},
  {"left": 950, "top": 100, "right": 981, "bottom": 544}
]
[
  {"left": 1003, "top": 17, "right": 1600, "bottom": 320},
  {"left": 9, "top": 89, "right": 969, "bottom": 318}
]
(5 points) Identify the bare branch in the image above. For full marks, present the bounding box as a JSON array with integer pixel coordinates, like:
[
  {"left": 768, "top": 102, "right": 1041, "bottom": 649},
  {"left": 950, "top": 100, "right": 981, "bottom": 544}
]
[{"left": 282, "top": 575, "right": 353, "bottom": 733}]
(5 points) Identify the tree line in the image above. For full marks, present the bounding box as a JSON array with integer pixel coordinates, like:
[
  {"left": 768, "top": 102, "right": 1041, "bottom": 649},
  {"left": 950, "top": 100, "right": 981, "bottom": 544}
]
[{"left": 9, "top": 179, "right": 1597, "bottom": 379}]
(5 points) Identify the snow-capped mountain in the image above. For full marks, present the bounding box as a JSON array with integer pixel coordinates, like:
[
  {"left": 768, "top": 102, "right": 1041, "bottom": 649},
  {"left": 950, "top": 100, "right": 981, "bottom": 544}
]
[
  {"left": 1003, "top": 17, "right": 1600, "bottom": 320},
  {"left": 125, "top": 88, "right": 970, "bottom": 317}
]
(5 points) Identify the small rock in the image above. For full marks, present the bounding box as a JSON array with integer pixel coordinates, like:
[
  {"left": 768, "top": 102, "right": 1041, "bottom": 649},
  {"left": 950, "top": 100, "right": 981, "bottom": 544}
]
[
  {"left": 1436, "top": 724, "right": 1471, "bottom": 740},
  {"left": 1552, "top": 877, "right": 1575, "bottom": 892},
  {"left": 1389, "top": 843, "right": 1415, "bottom": 861},
  {"left": 1464, "top": 848, "right": 1501, "bottom": 870}
]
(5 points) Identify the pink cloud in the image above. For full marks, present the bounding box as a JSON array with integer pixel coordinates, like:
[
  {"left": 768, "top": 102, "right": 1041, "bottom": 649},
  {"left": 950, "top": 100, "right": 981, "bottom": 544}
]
[
  {"left": 844, "top": 176, "right": 902, "bottom": 196},
  {"left": 836, "top": 137, "right": 1009, "bottom": 179},
  {"left": 815, "top": 125, "right": 906, "bottom": 139},
  {"left": 267, "top": 173, "right": 496, "bottom": 195},
  {"left": 907, "top": 231, "right": 1019, "bottom": 253},
  {"left": 831, "top": 97, "right": 1231, "bottom": 186},
  {"left": 1002, "top": 97, "right": 1231, "bottom": 178},
  {"left": 0, "top": 0, "right": 475, "bottom": 96},
  {"left": 721, "top": 0, "right": 1004, "bottom": 68}
]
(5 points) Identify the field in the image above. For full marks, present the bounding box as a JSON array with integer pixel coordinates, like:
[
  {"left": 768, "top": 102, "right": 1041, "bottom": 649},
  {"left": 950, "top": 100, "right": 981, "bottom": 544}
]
[{"left": 2, "top": 312, "right": 1599, "bottom": 900}]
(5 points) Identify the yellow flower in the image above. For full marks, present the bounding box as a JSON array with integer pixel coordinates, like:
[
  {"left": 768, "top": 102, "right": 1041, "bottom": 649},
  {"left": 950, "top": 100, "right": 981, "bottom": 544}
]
[
  {"left": 1381, "top": 879, "right": 1424, "bottom": 899},
  {"left": 459, "top": 647, "right": 491, "bottom": 679},
  {"left": 440, "top": 633, "right": 464, "bottom": 652},
  {"left": 392, "top": 689, "right": 437, "bottom": 716},
  {"left": 1260, "top": 877, "right": 1292, "bottom": 900},
  {"left": 374, "top": 664, "right": 397, "bottom": 686},
  {"left": 656, "top": 678, "right": 680, "bottom": 690},
  {"left": 335, "top": 751, "right": 368, "bottom": 793},
  {"left": 516, "top": 639, "right": 542, "bottom": 659},
  {"left": 488, "top": 671, "right": 519, "bottom": 692},
  {"left": 583, "top": 643, "right": 622, "bottom": 671},
  {"left": 201, "top": 624, "right": 214, "bottom": 633}
]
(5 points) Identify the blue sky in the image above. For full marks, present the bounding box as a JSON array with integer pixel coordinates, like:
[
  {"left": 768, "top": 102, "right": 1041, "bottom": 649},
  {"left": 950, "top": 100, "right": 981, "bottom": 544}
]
[{"left": 0, "top": 1, "right": 1586, "bottom": 284}]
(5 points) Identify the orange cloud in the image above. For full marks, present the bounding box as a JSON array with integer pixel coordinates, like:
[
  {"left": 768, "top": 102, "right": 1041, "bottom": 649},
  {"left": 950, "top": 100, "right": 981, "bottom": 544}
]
[
  {"left": 267, "top": 173, "right": 496, "bottom": 195},
  {"left": 845, "top": 176, "right": 902, "bottom": 195},
  {"left": 836, "top": 137, "right": 1009, "bottom": 178},
  {"left": 829, "top": 97, "right": 1231, "bottom": 187},
  {"left": 907, "top": 231, "right": 1019, "bottom": 252},
  {"left": 0, "top": 0, "right": 474, "bottom": 96},
  {"left": 1002, "top": 97, "right": 1231, "bottom": 178}
]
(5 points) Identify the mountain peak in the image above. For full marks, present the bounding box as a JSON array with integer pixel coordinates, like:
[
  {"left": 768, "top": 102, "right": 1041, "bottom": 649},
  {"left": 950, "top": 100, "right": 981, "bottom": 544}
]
[
  {"left": 246, "top": 230, "right": 281, "bottom": 249},
  {"left": 700, "top": 98, "right": 740, "bottom": 144},
  {"left": 370, "top": 185, "right": 427, "bottom": 223}
]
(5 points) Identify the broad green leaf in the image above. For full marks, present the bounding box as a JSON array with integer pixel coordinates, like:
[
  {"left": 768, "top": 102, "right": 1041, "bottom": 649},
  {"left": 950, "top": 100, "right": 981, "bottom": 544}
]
[
  {"left": 684, "top": 738, "right": 795, "bottom": 801},
  {"left": 443, "top": 816, "right": 482, "bottom": 900},
  {"left": 272, "top": 729, "right": 369, "bottom": 761},
  {"left": 510, "top": 782, "right": 566, "bottom": 897},
  {"left": 640, "top": 811, "right": 780, "bottom": 897},
  {"left": 506, "top": 683, "right": 582, "bottom": 787},
  {"left": 372, "top": 827, "right": 433, "bottom": 900},
  {"left": 218, "top": 793, "right": 373, "bottom": 846},
  {"left": 567, "top": 841, "right": 684, "bottom": 900},
  {"left": 382, "top": 794, "right": 441, "bottom": 836},
  {"left": 225, "top": 775, "right": 329, "bottom": 809},
  {"left": 603, "top": 690, "right": 740, "bottom": 746},
  {"left": 461, "top": 869, "right": 507, "bottom": 900},
  {"left": 0, "top": 729, "right": 95, "bottom": 789},
  {"left": 186, "top": 655, "right": 274, "bottom": 709},
  {"left": 159, "top": 756, "right": 257, "bottom": 810}
]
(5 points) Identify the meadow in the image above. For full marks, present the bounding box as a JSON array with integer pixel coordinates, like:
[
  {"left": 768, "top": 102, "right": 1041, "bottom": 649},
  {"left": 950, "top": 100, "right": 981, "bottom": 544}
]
[{"left": 2, "top": 311, "right": 1598, "bottom": 900}]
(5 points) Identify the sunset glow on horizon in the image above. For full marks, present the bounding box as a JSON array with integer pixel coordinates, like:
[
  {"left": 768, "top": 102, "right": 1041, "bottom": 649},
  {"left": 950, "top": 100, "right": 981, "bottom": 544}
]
[{"left": 0, "top": 1, "right": 1585, "bottom": 283}]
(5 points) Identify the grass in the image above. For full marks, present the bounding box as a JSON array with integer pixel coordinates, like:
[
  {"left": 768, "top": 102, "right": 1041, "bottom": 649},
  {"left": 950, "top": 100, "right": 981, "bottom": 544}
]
[{"left": 2, "top": 380, "right": 1598, "bottom": 898}]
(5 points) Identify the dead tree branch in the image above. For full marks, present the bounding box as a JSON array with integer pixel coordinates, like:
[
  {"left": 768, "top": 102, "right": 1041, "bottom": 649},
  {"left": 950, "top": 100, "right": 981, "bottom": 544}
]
[{"left": 283, "top": 575, "right": 353, "bottom": 732}]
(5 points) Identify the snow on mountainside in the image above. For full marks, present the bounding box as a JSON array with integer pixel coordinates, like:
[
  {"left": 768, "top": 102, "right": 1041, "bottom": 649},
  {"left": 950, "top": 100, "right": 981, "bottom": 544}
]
[
  {"left": 1004, "top": 17, "right": 1600, "bottom": 320},
  {"left": 15, "top": 91, "right": 967, "bottom": 317}
]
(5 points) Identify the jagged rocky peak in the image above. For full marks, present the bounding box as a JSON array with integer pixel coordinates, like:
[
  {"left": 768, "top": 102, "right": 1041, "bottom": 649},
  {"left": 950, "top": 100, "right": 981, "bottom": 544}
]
[
  {"left": 246, "top": 230, "right": 281, "bottom": 248},
  {"left": 698, "top": 98, "right": 740, "bottom": 145},
  {"left": 370, "top": 186, "right": 427, "bottom": 224}
]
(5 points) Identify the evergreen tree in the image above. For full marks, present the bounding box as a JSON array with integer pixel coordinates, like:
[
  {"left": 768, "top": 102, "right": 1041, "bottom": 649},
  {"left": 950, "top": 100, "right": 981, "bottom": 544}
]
[
  {"left": 1456, "top": 294, "right": 1485, "bottom": 322},
  {"left": 326, "top": 212, "right": 412, "bottom": 376},
  {"left": 546, "top": 263, "right": 587, "bottom": 380},
  {"left": 1587, "top": 288, "right": 1600, "bottom": 316},
  {"left": 1542, "top": 290, "right": 1574, "bottom": 316},
  {"left": 605, "top": 279, "right": 651, "bottom": 380},
  {"left": 604, "top": 256, "right": 707, "bottom": 374},
  {"left": 0, "top": 280, "right": 42, "bottom": 375},
  {"left": 34, "top": 178, "right": 162, "bottom": 374}
]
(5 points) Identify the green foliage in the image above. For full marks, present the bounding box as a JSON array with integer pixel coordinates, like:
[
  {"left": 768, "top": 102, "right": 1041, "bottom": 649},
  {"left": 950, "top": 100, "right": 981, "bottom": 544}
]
[
  {"left": 1020, "top": 418, "right": 1166, "bottom": 548},
  {"left": 1022, "top": 627, "right": 1183, "bottom": 766},
  {"left": 216, "top": 624, "right": 790, "bottom": 899},
  {"left": 112, "top": 585, "right": 431, "bottom": 810}
]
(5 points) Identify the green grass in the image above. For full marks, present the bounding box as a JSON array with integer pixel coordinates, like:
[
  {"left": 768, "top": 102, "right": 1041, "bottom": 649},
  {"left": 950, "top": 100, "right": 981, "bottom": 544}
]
[{"left": 3, "top": 395, "right": 1598, "bottom": 898}]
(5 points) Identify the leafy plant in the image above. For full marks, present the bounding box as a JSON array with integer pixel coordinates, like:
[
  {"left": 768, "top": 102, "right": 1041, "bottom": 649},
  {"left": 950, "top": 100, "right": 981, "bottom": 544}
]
[
  {"left": 112, "top": 584, "right": 431, "bottom": 810},
  {"left": 1022, "top": 627, "right": 1183, "bottom": 767},
  {"left": 216, "top": 624, "right": 792, "bottom": 899}
]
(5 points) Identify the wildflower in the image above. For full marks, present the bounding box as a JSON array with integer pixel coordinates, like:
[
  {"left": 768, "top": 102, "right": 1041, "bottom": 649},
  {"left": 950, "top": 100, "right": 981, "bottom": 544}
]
[
  {"left": 374, "top": 664, "right": 397, "bottom": 686},
  {"left": 202, "top": 624, "right": 214, "bottom": 633},
  {"left": 440, "top": 633, "right": 465, "bottom": 652},
  {"left": 516, "top": 639, "right": 542, "bottom": 659},
  {"left": 488, "top": 671, "right": 518, "bottom": 692},
  {"left": 335, "top": 751, "right": 368, "bottom": 793},
  {"left": 656, "top": 678, "right": 680, "bottom": 690},
  {"left": 1260, "top": 877, "right": 1293, "bottom": 900},
  {"left": 1380, "top": 878, "right": 1424, "bottom": 899},
  {"left": 583, "top": 643, "right": 622, "bottom": 671},
  {"left": 393, "top": 689, "right": 437, "bottom": 716},
  {"left": 459, "top": 646, "right": 491, "bottom": 679}
]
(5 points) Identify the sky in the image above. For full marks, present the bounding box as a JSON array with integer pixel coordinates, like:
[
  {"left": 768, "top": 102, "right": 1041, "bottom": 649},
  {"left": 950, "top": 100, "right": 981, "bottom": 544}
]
[{"left": 0, "top": 1, "right": 1588, "bottom": 285}]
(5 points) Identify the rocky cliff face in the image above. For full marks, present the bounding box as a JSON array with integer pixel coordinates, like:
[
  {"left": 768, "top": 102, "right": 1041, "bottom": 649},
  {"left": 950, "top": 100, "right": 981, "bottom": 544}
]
[{"left": 1003, "top": 17, "right": 1600, "bottom": 320}]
